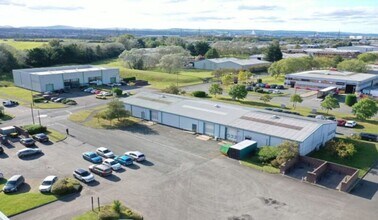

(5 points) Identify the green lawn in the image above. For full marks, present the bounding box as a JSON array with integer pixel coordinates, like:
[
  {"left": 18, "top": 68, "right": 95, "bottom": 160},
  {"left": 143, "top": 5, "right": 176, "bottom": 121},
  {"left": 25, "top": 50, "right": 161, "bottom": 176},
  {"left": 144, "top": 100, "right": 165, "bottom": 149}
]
[
  {"left": 257, "top": 75, "right": 285, "bottom": 84},
  {"left": 46, "top": 128, "right": 66, "bottom": 142},
  {"left": 0, "top": 192, "right": 57, "bottom": 216},
  {"left": 94, "top": 59, "right": 213, "bottom": 89},
  {"left": 0, "top": 39, "right": 45, "bottom": 50},
  {"left": 310, "top": 137, "right": 378, "bottom": 177},
  {"left": 73, "top": 204, "right": 143, "bottom": 220},
  {"left": 241, "top": 155, "right": 280, "bottom": 174},
  {"left": 0, "top": 87, "right": 66, "bottom": 109}
]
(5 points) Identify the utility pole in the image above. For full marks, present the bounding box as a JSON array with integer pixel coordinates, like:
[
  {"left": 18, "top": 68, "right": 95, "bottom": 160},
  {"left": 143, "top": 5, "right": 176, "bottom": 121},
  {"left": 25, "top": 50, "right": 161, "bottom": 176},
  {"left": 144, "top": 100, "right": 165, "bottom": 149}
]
[
  {"left": 30, "top": 104, "right": 35, "bottom": 124},
  {"left": 37, "top": 110, "right": 41, "bottom": 125}
]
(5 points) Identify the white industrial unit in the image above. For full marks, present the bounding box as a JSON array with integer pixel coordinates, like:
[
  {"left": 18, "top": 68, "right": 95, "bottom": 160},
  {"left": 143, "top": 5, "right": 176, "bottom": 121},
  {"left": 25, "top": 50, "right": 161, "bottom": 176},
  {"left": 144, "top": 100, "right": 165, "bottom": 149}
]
[
  {"left": 123, "top": 92, "right": 337, "bottom": 156},
  {"left": 285, "top": 70, "right": 378, "bottom": 93},
  {"left": 12, "top": 65, "right": 120, "bottom": 92},
  {"left": 193, "top": 58, "right": 271, "bottom": 70}
]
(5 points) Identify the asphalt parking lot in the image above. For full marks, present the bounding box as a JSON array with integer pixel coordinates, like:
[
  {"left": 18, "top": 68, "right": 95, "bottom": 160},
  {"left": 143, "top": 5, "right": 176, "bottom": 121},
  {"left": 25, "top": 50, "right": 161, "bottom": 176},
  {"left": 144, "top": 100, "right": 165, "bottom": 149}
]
[{"left": 2, "top": 120, "right": 376, "bottom": 220}]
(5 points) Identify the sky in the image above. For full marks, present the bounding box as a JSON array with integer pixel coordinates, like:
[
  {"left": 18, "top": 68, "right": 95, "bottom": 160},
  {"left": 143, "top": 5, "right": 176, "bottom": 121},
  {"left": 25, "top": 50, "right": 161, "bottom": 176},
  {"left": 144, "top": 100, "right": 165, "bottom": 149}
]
[{"left": 0, "top": 0, "right": 377, "bottom": 33}]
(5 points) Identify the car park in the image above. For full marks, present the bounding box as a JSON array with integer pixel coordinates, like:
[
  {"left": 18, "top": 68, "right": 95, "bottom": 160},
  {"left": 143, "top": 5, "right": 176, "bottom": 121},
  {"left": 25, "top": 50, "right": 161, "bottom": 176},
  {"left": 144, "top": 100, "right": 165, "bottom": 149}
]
[
  {"left": 345, "top": 121, "right": 357, "bottom": 128},
  {"left": 337, "top": 119, "right": 346, "bottom": 126},
  {"left": 3, "top": 175, "right": 25, "bottom": 193},
  {"left": 73, "top": 168, "right": 95, "bottom": 183},
  {"left": 39, "top": 175, "right": 58, "bottom": 192},
  {"left": 96, "top": 147, "right": 115, "bottom": 158},
  {"left": 32, "top": 133, "right": 49, "bottom": 142},
  {"left": 82, "top": 152, "right": 103, "bottom": 163},
  {"left": 20, "top": 137, "right": 36, "bottom": 147},
  {"left": 125, "top": 151, "right": 146, "bottom": 162},
  {"left": 17, "top": 148, "right": 42, "bottom": 158},
  {"left": 2, "top": 100, "right": 19, "bottom": 107},
  {"left": 89, "top": 164, "right": 112, "bottom": 177},
  {"left": 103, "top": 159, "right": 122, "bottom": 171},
  {"left": 114, "top": 155, "right": 134, "bottom": 166},
  {"left": 360, "top": 133, "right": 378, "bottom": 142}
]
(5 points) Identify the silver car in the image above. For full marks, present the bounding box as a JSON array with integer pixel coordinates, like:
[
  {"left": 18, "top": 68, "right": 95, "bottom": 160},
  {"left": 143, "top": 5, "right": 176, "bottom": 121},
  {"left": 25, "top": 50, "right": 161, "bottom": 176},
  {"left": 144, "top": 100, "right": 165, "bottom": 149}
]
[
  {"left": 39, "top": 176, "right": 58, "bottom": 192},
  {"left": 17, "top": 148, "right": 42, "bottom": 158}
]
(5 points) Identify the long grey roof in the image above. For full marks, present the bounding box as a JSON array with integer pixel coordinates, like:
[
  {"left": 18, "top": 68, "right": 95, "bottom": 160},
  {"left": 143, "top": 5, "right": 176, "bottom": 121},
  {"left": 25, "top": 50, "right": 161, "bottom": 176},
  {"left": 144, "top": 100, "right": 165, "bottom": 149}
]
[
  {"left": 122, "top": 92, "right": 334, "bottom": 142},
  {"left": 286, "top": 70, "right": 378, "bottom": 82},
  {"left": 199, "top": 58, "right": 271, "bottom": 66},
  {"left": 13, "top": 65, "right": 118, "bottom": 76}
]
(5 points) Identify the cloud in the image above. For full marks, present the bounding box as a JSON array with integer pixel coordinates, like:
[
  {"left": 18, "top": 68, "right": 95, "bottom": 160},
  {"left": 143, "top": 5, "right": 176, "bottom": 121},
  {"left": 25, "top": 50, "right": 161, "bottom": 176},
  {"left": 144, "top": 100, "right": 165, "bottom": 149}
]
[
  {"left": 250, "top": 16, "right": 285, "bottom": 23},
  {"left": 0, "top": 0, "right": 25, "bottom": 6},
  {"left": 238, "top": 5, "right": 281, "bottom": 11},
  {"left": 28, "top": 5, "right": 84, "bottom": 11},
  {"left": 189, "top": 16, "right": 234, "bottom": 21}
]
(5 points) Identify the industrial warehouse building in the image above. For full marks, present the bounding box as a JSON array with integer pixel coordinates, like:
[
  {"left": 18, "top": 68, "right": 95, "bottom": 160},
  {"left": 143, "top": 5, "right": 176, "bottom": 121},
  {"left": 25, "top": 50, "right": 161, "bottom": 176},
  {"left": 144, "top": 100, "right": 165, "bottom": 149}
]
[
  {"left": 12, "top": 65, "right": 120, "bottom": 92},
  {"left": 193, "top": 58, "right": 271, "bottom": 70},
  {"left": 123, "top": 92, "right": 337, "bottom": 156},
  {"left": 285, "top": 70, "right": 378, "bottom": 93}
]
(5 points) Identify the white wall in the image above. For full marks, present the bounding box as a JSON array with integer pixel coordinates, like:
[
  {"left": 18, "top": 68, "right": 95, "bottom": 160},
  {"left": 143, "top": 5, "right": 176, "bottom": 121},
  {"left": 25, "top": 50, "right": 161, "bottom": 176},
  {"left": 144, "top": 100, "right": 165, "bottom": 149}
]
[
  {"left": 162, "top": 112, "right": 180, "bottom": 127},
  {"left": 38, "top": 74, "right": 64, "bottom": 92},
  {"left": 102, "top": 69, "right": 120, "bottom": 84},
  {"left": 179, "top": 117, "right": 199, "bottom": 132},
  {"left": 131, "top": 106, "right": 150, "bottom": 120}
]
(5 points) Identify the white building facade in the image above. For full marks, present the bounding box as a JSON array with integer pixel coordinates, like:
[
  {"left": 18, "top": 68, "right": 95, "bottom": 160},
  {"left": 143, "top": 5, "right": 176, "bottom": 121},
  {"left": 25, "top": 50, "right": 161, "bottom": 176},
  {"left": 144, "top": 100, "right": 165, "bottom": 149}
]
[
  {"left": 193, "top": 58, "right": 271, "bottom": 70},
  {"left": 13, "top": 65, "right": 120, "bottom": 92}
]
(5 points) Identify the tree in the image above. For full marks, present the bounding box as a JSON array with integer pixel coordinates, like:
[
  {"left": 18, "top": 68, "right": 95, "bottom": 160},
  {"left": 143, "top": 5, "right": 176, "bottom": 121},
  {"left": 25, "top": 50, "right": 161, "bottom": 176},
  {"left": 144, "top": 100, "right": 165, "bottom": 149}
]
[
  {"left": 112, "top": 200, "right": 122, "bottom": 214},
  {"left": 158, "top": 53, "right": 188, "bottom": 73},
  {"left": 320, "top": 94, "right": 340, "bottom": 113},
  {"left": 268, "top": 57, "right": 315, "bottom": 78},
  {"left": 186, "top": 43, "right": 197, "bottom": 56},
  {"left": 237, "top": 71, "right": 251, "bottom": 84},
  {"left": 112, "top": 87, "right": 123, "bottom": 96},
  {"left": 221, "top": 74, "right": 234, "bottom": 87},
  {"left": 204, "top": 48, "right": 220, "bottom": 59},
  {"left": 228, "top": 85, "right": 247, "bottom": 100},
  {"left": 105, "top": 99, "right": 130, "bottom": 122},
  {"left": 194, "top": 41, "right": 210, "bottom": 56},
  {"left": 290, "top": 94, "right": 303, "bottom": 109},
  {"left": 332, "top": 55, "right": 344, "bottom": 67},
  {"left": 345, "top": 94, "right": 357, "bottom": 106},
  {"left": 271, "top": 141, "right": 299, "bottom": 167},
  {"left": 260, "top": 94, "right": 272, "bottom": 103},
  {"left": 209, "top": 84, "right": 223, "bottom": 97},
  {"left": 326, "top": 140, "right": 356, "bottom": 159},
  {"left": 337, "top": 59, "right": 368, "bottom": 73},
  {"left": 264, "top": 41, "right": 282, "bottom": 62},
  {"left": 352, "top": 98, "right": 378, "bottom": 120},
  {"left": 358, "top": 53, "right": 377, "bottom": 63}
]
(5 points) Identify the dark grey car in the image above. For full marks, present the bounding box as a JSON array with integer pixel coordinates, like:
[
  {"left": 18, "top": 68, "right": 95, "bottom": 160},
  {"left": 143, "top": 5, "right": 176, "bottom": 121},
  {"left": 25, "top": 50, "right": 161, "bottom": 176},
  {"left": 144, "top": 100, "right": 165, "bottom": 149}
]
[{"left": 3, "top": 175, "right": 25, "bottom": 193}]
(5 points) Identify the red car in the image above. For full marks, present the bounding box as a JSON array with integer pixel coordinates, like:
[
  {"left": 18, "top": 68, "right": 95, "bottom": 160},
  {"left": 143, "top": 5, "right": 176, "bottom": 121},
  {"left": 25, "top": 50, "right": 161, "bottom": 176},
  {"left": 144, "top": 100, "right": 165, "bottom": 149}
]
[
  {"left": 265, "top": 84, "right": 270, "bottom": 88},
  {"left": 337, "top": 119, "right": 346, "bottom": 126}
]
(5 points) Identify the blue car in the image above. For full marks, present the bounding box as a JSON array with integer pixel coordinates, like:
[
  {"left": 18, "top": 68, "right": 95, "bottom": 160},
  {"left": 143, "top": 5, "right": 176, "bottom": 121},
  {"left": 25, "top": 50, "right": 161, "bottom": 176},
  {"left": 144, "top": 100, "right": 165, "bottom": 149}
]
[
  {"left": 82, "top": 152, "right": 102, "bottom": 163},
  {"left": 114, "top": 155, "right": 133, "bottom": 166}
]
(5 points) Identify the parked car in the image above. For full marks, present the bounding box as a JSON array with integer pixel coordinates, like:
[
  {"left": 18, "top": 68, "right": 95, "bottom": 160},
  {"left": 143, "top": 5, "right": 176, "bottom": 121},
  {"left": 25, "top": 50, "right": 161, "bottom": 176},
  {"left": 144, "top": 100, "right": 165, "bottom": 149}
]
[
  {"left": 89, "top": 164, "right": 112, "bottom": 177},
  {"left": 39, "top": 175, "right": 58, "bottom": 192},
  {"left": 3, "top": 175, "right": 25, "bottom": 193},
  {"left": 100, "top": 91, "right": 112, "bottom": 96},
  {"left": 102, "top": 159, "right": 122, "bottom": 171},
  {"left": 307, "top": 114, "right": 316, "bottom": 118},
  {"left": 114, "top": 155, "right": 134, "bottom": 166},
  {"left": 326, "top": 116, "right": 336, "bottom": 121},
  {"left": 82, "top": 152, "right": 102, "bottom": 163},
  {"left": 73, "top": 168, "right": 95, "bottom": 183},
  {"left": 53, "top": 97, "right": 65, "bottom": 103},
  {"left": 17, "top": 148, "right": 42, "bottom": 158},
  {"left": 337, "top": 119, "right": 346, "bottom": 126},
  {"left": 32, "top": 133, "right": 49, "bottom": 142},
  {"left": 360, "top": 133, "right": 378, "bottom": 142},
  {"left": 276, "top": 85, "right": 285, "bottom": 89},
  {"left": 50, "top": 97, "right": 59, "bottom": 102},
  {"left": 272, "top": 90, "right": 282, "bottom": 94},
  {"left": 270, "top": 84, "right": 277, "bottom": 89},
  {"left": 315, "top": 115, "right": 326, "bottom": 120},
  {"left": 2, "top": 100, "right": 19, "bottom": 107},
  {"left": 125, "top": 151, "right": 146, "bottom": 162},
  {"left": 272, "top": 108, "right": 283, "bottom": 112},
  {"left": 345, "top": 121, "right": 357, "bottom": 128},
  {"left": 83, "top": 87, "right": 94, "bottom": 93},
  {"left": 96, "top": 147, "right": 115, "bottom": 158},
  {"left": 20, "top": 138, "right": 36, "bottom": 147},
  {"left": 264, "top": 107, "right": 273, "bottom": 111}
]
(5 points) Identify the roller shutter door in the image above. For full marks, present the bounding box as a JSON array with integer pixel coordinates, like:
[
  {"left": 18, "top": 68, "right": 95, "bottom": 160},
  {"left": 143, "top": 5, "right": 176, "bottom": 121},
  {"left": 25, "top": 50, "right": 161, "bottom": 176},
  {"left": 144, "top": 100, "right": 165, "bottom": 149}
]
[
  {"left": 226, "top": 127, "right": 238, "bottom": 141},
  {"left": 204, "top": 123, "right": 214, "bottom": 136}
]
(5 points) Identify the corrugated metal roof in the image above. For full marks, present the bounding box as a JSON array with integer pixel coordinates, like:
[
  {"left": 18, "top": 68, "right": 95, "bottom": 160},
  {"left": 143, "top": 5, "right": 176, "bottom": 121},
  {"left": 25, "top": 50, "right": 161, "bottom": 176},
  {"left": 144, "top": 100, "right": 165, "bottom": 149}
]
[
  {"left": 199, "top": 58, "right": 271, "bottom": 66},
  {"left": 287, "top": 70, "right": 378, "bottom": 82},
  {"left": 122, "top": 92, "right": 334, "bottom": 142}
]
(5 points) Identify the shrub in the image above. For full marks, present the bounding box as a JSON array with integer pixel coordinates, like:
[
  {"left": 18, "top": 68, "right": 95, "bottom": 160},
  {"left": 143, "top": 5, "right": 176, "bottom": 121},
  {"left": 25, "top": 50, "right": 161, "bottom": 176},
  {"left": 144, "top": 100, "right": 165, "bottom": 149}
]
[
  {"left": 162, "top": 84, "right": 180, "bottom": 94},
  {"left": 326, "top": 139, "right": 356, "bottom": 158},
  {"left": 33, "top": 97, "right": 45, "bottom": 103},
  {"left": 112, "top": 200, "right": 122, "bottom": 214},
  {"left": 22, "top": 124, "right": 47, "bottom": 135},
  {"left": 51, "top": 177, "right": 82, "bottom": 196},
  {"left": 273, "top": 141, "right": 299, "bottom": 167},
  {"left": 345, "top": 94, "right": 357, "bottom": 106},
  {"left": 257, "top": 146, "right": 280, "bottom": 163},
  {"left": 192, "top": 91, "right": 207, "bottom": 97},
  {"left": 112, "top": 88, "right": 123, "bottom": 96},
  {"left": 62, "top": 99, "right": 77, "bottom": 105},
  {"left": 98, "top": 208, "right": 120, "bottom": 220},
  {"left": 257, "top": 78, "right": 262, "bottom": 83},
  {"left": 256, "top": 88, "right": 264, "bottom": 93}
]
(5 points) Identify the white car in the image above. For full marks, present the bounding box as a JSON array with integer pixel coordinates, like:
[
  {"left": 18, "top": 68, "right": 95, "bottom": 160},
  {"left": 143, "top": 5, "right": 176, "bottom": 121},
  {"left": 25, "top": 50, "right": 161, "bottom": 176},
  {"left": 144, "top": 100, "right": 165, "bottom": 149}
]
[
  {"left": 83, "top": 87, "right": 94, "bottom": 93},
  {"left": 96, "top": 147, "right": 115, "bottom": 158},
  {"left": 125, "top": 151, "right": 145, "bottom": 162},
  {"left": 103, "top": 159, "right": 122, "bottom": 171},
  {"left": 315, "top": 115, "right": 326, "bottom": 120},
  {"left": 73, "top": 168, "right": 95, "bottom": 183},
  {"left": 39, "top": 175, "right": 58, "bottom": 192},
  {"left": 345, "top": 121, "right": 357, "bottom": 128},
  {"left": 100, "top": 91, "right": 112, "bottom": 96}
]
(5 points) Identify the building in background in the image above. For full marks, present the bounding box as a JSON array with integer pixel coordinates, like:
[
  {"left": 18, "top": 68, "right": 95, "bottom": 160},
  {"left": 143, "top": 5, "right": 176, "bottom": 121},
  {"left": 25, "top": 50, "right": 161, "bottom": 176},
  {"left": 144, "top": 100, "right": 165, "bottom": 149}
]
[
  {"left": 123, "top": 92, "right": 336, "bottom": 156},
  {"left": 193, "top": 58, "right": 271, "bottom": 71},
  {"left": 285, "top": 70, "right": 378, "bottom": 93},
  {"left": 337, "top": 45, "right": 378, "bottom": 53},
  {"left": 12, "top": 65, "right": 119, "bottom": 92}
]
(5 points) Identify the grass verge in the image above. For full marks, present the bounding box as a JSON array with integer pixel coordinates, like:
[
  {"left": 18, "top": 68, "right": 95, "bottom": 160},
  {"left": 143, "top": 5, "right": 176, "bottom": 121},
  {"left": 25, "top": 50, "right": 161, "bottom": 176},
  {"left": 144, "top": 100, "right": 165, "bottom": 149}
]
[
  {"left": 0, "top": 113, "right": 14, "bottom": 121},
  {"left": 46, "top": 128, "right": 66, "bottom": 142},
  {"left": 240, "top": 155, "right": 280, "bottom": 174},
  {"left": 0, "top": 39, "right": 45, "bottom": 50},
  {"left": 0, "top": 192, "right": 57, "bottom": 216},
  {"left": 94, "top": 59, "right": 213, "bottom": 89},
  {"left": 309, "top": 137, "right": 378, "bottom": 177},
  {"left": 73, "top": 203, "right": 143, "bottom": 220}
]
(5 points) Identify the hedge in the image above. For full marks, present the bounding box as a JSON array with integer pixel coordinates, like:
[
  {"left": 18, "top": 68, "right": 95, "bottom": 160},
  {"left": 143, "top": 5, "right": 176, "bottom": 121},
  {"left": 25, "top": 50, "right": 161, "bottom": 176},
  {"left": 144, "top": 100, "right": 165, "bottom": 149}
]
[
  {"left": 112, "top": 88, "right": 123, "bottom": 96},
  {"left": 192, "top": 91, "right": 207, "bottom": 98},
  {"left": 257, "top": 146, "right": 280, "bottom": 163},
  {"left": 22, "top": 124, "right": 47, "bottom": 135},
  {"left": 345, "top": 94, "right": 357, "bottom": 106},
  {"left": 98, "top": 208, "right": 120, "bottom": 220},
  {"left": 33, "top": 97, "right": 46, "bottom": 103},
  {"left": 51, "top": 178, "right": 82, "bottom": 196}
]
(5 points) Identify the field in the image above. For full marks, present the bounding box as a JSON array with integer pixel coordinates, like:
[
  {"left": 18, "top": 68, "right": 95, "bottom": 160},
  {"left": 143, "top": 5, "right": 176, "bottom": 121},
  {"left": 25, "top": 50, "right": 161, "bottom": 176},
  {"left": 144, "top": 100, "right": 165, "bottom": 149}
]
[
  {"left": 94, "top": 59, "right": 213, "bottom": 89},
  {"left": 0, "top": 39, "right": 45, "bottom": 50}
]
